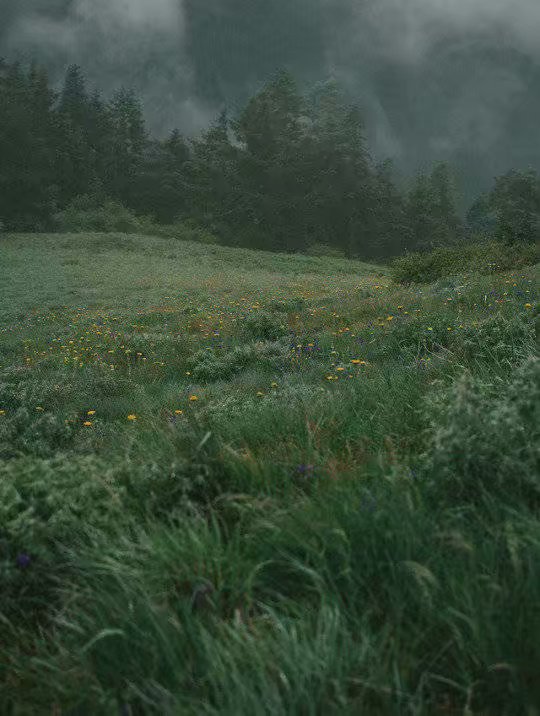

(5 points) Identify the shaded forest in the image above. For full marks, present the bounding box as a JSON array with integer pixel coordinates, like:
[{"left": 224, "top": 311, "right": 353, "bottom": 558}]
[{"left": 1, "top": 59, "right": 539, "bottom": 259}]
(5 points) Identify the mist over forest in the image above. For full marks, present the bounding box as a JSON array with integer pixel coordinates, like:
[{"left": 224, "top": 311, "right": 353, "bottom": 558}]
[{"left": 2, "top": 0, "right": 540, "bottom": 201}]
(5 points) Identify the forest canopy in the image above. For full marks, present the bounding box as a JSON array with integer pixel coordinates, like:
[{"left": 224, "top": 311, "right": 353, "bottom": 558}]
[{"left": 1, "top": 60, "right": 539, "bottom": 258}]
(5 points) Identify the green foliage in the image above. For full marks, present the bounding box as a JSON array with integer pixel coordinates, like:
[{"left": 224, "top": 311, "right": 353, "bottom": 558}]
[
  {"left": 305, "top": 243, "right": 346, "bottom": 258},
  {"left": 391, "top": 240, "right": 539, "bottom": 284},
  {"left": 405, "top": 163, "right": 463, "bottom": 252},
  {"left": 190, "top": 340, "right": 289, "bottom": 382},
  {"left": 489, "top": 169, "right": 540, "bottom": 244},
  {"left": 53, "top": 195, "right": 150, "bottom": 234},
  {"left": 240, "top": 311, "right": 289, "bottom": 341},
  {"left": 423, "top": 357, "right": 540, "bottom": 503},
  {"left": 0, "top": 207, "right": 538, "bottom": 713}
]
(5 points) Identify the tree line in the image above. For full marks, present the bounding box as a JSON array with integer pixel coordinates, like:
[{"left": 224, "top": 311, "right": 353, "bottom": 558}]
[{"left": 1, "top": 59, "right": 538, "bottom": 258}]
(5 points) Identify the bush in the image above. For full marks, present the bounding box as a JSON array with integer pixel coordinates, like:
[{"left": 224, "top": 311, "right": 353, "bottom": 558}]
[
  {"left": 241, "top": 311, "right": 289, "bottom": 341},
  {"left": 54, "top": 195, "right": 152, "bottom": 234},
  {"left": 153, "top": 220, "right": 220, "bottom": 245},
  {"left": 0, "top": 455, "right": 128, "bottom": 614},
  {"left": 189, "top": 340, "right": 290, "bottom": 382},
  {"left": 422, "top": 357, "right": 540, "bottom": 504},
  {"left": 392, "top": 240, "right": 539, "bottom": 284},
  {"left": 305, "top": 243, "right": 347, "bottom": 258}
]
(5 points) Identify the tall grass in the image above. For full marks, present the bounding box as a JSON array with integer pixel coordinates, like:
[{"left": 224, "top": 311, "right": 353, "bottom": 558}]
[{"left": 0, "top": 233, "right": 538, "bottom": 714}]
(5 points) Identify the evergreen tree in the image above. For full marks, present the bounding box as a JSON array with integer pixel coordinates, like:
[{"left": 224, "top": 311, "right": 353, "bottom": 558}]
[
  {"left": 0, "top": 60, "right": 58, "bottom": 229},
  {"left": 106, "top": 88, "right": 148, "bottom": 207},
  {"left": 488, "top": 169, "right": 540, "bottom": 244},
  {"left": 188, "top": 110, "right": 243, "bottom": 241},
  {"left": 430, "top": 162, "right": 462, "bottom": 242},
  {"left": 305, "top": 81, "right": 372, "bottom": 256}
]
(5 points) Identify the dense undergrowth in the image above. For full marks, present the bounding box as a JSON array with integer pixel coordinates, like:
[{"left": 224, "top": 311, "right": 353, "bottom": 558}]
[{"left": 0, "top": 233, "right": 538, "bottom": 715}]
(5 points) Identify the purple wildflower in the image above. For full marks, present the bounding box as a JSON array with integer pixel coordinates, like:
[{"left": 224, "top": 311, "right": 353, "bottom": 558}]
[{"left": 16, "top": 553, "right": 31, "bottom": 569}]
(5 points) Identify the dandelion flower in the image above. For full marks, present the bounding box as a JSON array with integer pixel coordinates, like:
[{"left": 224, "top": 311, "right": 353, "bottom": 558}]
[
  {"left": 189, "top": 395, "right": 198, "bottom": 402},
  {"left": 87, "top": 410, "right": 96, "bottom": 416},
  {"left": 127, "top": 414, "right": 137, "bottom": 421},
  {"left": 83, "top": 421, "right": 93, "bottom": 427},
  {"left": 174, "top": 410, "right": 184, "bottom": 415},
  {"left": 525, "top": 303, "right": 532, "bottom": 309}
]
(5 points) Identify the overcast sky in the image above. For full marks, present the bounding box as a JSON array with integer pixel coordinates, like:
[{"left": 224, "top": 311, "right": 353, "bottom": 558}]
[{"left": 2, "top": 0, "right": 539, "bottom": 199}]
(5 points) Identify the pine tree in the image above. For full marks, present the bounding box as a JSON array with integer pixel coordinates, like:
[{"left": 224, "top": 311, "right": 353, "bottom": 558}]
[
  {"left": 489, "top": 169, "right": 540, "bottom": 244},
  {"left": 0, "top": 61, "right": 58, "bottom": 228},
  {"left": 106, "top": 88, "right": 148, "bottom": 207}
]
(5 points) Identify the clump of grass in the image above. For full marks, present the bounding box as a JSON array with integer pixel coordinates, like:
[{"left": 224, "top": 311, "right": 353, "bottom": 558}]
[{"left": 392, "top": 240, "right": 539, "bottom": 284}]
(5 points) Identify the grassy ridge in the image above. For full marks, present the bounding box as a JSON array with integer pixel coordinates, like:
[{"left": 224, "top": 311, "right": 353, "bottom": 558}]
[{"left": 0, "top": 233, "right": 538, "bottom": 714}]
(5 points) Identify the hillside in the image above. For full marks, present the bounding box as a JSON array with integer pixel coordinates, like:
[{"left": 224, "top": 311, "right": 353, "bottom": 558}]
[{"left": 1, "top": 233, "right": 538, "bottom": 714}]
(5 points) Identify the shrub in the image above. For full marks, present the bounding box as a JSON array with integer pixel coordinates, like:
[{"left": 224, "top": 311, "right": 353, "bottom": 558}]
[
  {"left": 422, "top": 357, "right": 540, "bottom": 504},
  {"left": 0, "top": 455, "right": 128, "bottom": 614},
  {"left": 392, "top": 241, "right": 539, "bottom": 284},
  {"left": 241, "top": 311, "right": 288, "bottom": 341},
  {"left": 54, "top": 195, "right": 151, "bottom": 234},
  {"left": 190, "top": 340, "right": 290, "bottom": 382},
  {"left": 153, "top": 220, "right": 220, "bottom": 245},
  {"left": 305, "top": 243, "right": 347, "bottom": 258}
]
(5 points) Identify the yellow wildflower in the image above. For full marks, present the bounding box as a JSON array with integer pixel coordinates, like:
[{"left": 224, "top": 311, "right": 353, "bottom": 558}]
[
  {"left": 83, "top": 421, "right": 93, "bottom": 427},
  {"left": 189, "top": 395, "right": 198, "bottom": 402},
  {"left": 174, "top": 410, "right": 184, "bottom": 415},
  {"left": 127, "top": 414, "right": 137, "bottom": 421},
  {"left": 87, "top": 410, "right": 96, "bottom": 416}
]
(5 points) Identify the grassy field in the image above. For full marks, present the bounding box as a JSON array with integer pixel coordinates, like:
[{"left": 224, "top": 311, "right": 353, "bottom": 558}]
[{"left": 0, "top": 232, "right": 538, "bottom": 715}]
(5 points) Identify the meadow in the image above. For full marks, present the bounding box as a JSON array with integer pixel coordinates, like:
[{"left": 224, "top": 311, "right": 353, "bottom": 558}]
[{"left": 0, "top": 232, "right": 538, "bottom": 715}]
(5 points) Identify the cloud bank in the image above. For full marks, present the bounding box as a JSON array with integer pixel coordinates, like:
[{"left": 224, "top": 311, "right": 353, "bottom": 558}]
[{"left": 1, "top": 0, "right": 540, "bottom": 195}]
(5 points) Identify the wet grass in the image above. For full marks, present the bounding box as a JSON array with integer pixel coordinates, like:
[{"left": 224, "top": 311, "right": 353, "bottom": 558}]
[{"left": 0, "top": 232, "right": 538, "bottom": 714}]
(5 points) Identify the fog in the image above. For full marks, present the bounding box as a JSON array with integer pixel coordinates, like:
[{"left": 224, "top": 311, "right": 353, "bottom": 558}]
[{"left": 2, "top": 0, "right": 540, "bottom": 197}]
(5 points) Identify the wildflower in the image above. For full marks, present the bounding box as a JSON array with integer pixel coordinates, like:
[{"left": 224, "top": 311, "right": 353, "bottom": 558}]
[
  {"left": 525, "top": 303, "right": 533, "bottom": 309},
  {"left": 386, "top": 316, "right": 393, "bottom": 321},
  {"left": 83, "top": 421, "right": 93, "bottom": 427},
  {"left": 127, "top": 414, "right": 137, "bottom": 421},
  {"left": 16, "top": 553, "right": 31, "bottom": 569},
  {"left": 0, "top": 410, "right": 5, "bottom": 416},
  {"left": 87, "top": 410, "right": 96, "bottom": 416},
  {"left": 174, "top": 410, "right": 184, "bottom": 415},
  {"left": 189, "top": 395, "right": 198, "bottom": 402}
]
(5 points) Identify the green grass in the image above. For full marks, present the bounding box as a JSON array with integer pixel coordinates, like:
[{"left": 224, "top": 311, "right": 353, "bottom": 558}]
[{"left": 0, "top": 232, "right": 538, "bottom": 714}]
